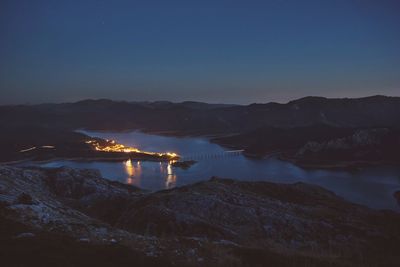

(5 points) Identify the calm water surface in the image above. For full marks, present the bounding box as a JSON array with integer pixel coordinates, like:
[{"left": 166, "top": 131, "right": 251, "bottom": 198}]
[{"left": 35, "top": 130, "right": 400, "bottom": 211}]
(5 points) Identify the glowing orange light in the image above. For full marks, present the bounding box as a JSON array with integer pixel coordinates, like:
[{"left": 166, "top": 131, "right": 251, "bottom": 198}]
[{"left": 86, "top": 139, "right": 179, "bottom": 160}]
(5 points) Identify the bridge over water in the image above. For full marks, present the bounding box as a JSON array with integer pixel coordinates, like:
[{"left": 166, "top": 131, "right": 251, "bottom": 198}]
[{"left": 181, "top": 150, "right": 244, "bottom": 161}]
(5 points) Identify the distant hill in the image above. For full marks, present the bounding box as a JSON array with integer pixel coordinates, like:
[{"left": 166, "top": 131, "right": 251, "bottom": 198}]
[
  {"left": 1, "top": 95, "right": 399, "bottom": 165},
  {"left": 1, "top": 95, "right": 399, "bottom": 133}
]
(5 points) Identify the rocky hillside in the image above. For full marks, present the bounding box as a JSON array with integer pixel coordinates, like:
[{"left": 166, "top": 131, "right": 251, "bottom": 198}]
[
  {"left": 293, "top": 128, "right": 400, "bottom": 165},
  {"left": 213, "top": 126, "right": 400, "bottom": 167},
  {"left": 211, "top": 124, "right": 355, "bottom": 156},
  {"left": 1, "top": 166, "right": 400, "bottom": 266}
]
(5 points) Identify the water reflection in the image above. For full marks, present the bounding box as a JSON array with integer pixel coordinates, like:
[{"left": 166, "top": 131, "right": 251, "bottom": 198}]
[
  {"left": 125, "top": 159, "right": 177, "bottom": 189},
  {"left": 166, "top": 161, "right": 177, "bottom": 189},
  {"left": 124, "top": 159, "right": 142, "bottom": 187},
  {"left": 34, "top": 130, "right": 400, "bottom": 210},
  {"left": 125, "top": 159, "right": 134, "bottom": 176}
]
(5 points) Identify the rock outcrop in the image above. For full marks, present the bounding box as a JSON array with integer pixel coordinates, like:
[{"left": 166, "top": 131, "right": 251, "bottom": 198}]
[
  {"left": 296, "top": 128, "right": 400, "bottom": 162},
  {"left": 116, "top": 177, "right": 400, "bottom": 263},
  {"left": 0, "top": 166, "right": 130, "bottom": 239},
  {"left": 1, "top": 166, "right": 400, "bottom": 266}
]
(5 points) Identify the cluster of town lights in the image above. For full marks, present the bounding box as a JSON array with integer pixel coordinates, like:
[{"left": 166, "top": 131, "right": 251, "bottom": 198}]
[{"left": 85, "top": 140, "right": 179, "bottom": 159}]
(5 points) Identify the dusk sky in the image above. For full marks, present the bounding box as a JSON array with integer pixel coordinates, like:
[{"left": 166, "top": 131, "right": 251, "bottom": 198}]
[{"left": 0, "top": 0, "right": 399, "bottom": 104}]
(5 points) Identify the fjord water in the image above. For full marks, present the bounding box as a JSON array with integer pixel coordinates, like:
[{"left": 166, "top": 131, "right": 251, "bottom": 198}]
[{"left": 40, "top": 130, "right": 400, "bottom": 211}]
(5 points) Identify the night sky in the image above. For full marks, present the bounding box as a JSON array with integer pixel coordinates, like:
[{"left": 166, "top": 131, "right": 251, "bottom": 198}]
[{"left": 0, "top": 0, "right": 399, "bottom": 104}]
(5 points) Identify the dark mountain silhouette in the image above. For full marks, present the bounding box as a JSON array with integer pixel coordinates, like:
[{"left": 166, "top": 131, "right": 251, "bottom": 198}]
[
  {"left": 2, "top": 95, "right": 400, "bottom": 132},
  {"left": 1, "top": 95, "right": 399, "bottom": 165}
]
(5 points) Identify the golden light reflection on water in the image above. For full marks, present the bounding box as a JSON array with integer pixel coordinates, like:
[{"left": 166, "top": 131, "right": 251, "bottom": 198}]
[
  {"left": 125, "top": 159, "right": 134, "bottom": 176},
  {"left": 166, "top": 161, "right": 177, "bottom": 189},
  {"left": 124, "top": 159, "right": 142, "bottom": 187},
  {"left": 125, "top": 159, "right": 178, "bottom": 189},
  {"left": 158, "top": 161, "right": 177, "bottom": 189}
]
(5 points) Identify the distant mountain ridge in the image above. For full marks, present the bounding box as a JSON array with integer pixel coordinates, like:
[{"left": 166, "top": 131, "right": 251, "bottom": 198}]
[{"left": 1, "top": 95, "right": 399, "bottom": 133}]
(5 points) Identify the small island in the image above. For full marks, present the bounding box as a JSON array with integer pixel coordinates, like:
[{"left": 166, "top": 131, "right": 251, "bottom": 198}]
[{"left": 170, "top": 160, "right": 197, "bottom": 169}]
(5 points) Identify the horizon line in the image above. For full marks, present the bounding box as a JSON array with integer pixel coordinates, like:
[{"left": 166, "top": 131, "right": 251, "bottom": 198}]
[{"left": 1, "top": 94, "right": 399, "bottom": 107}]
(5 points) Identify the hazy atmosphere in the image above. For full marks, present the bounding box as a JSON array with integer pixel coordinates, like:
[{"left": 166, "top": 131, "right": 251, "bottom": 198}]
[{"left": 1, "top": 0, "right": 400, "bottom": 104}]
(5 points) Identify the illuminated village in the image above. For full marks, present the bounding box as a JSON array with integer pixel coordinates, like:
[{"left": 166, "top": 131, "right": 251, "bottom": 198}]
[
  {"left": 85, "top": 139, "right": 179, "bottom": 189},
  {"left": 85, "top": 139, "right": 179, "bottom": 160}
]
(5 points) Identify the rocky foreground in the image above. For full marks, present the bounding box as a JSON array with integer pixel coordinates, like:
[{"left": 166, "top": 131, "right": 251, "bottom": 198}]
[{"left": 1, "top": 166, "right": 400, "bottom": 266}]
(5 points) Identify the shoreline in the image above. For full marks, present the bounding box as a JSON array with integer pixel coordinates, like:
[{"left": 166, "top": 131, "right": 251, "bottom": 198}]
[
  {"left": 210, "top": 139, "right": 400, "bottom": 171},
  {"left": 279, "top": 155, "right": 400, "bottom": 171},
  {"left": 2, "top": 155, "right": 174, "bottom": 166},
  {"left": 4, "top": 128, "right": 397, "bottom": 172}
]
